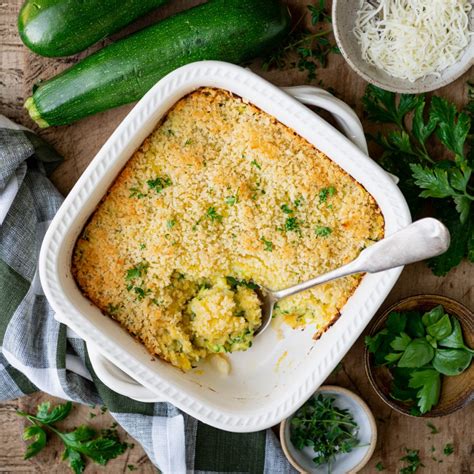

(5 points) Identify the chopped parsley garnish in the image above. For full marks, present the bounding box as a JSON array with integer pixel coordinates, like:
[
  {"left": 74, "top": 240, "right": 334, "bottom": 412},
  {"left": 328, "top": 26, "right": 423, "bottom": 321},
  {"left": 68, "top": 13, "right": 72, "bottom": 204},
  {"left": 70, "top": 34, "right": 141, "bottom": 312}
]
[
  {"left": 226, "top": 276, "right": 259, "bottom": 290},
  {"left": 184, "top": 138, "right": 192, "bottom": 146},
  {"left": 129, "top": 187, "right": 145, "bottom": 199},
  {"left": 134, "top": 287, "right": 151, "bottom": 300},
  {"left": 294, "top": 197, "right": 303, "bottom": 207},
  {"left": 400, "top": 449, "right": 424, "bottom": 473},
  {"left": 315, "top": 225, "right": 332, "bottom": 236},
  {"left": 251, "top": 159, "right": 261, "bottom": 170},
  {"left": 207, "top": 207, "right": 223, "bottom": 222},
  {"left": 146, "top": 175, "right": 172, "bottom": 193},
  {"left": 139, "top": 243, "right": 146, "bottom": 250},
  {"left": 375, "top": 461, "right": 385, "bottom": 471},
  {"left": 125, "top": 262, "right": 148, "bottom": 281},
  {"left": 166, "top": 219, "right": 176, "bottom": 229},
  {"left": 427, "top": 422, "right": 439, "bottom": 434},
  {"left": 284, "top": 217, "right": 300, "bottom": 232},
  {"left": 443, "top": 443, "right": 454, "bottom": 456},
  {"left": 106, "top": 304, "right": 120, "bottom": 314},
  {"left": 225, "top": 195, "right": 237, "bottom": 206},
  {"left": 319, "top": 186, "right": 336, "bottom": 203},
  {"left": 261, "top": 237, "right": 273, "bottom": 252},
  {"left": 280, "top": 204, "right": 294, "bottom": 214}
]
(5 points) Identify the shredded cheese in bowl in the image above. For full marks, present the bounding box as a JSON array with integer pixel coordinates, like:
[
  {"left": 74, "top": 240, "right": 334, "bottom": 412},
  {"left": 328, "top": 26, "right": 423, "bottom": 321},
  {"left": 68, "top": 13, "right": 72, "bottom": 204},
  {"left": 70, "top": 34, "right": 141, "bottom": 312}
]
[{"left": 353, "top": 0, "right": 473, "bottom": 82}]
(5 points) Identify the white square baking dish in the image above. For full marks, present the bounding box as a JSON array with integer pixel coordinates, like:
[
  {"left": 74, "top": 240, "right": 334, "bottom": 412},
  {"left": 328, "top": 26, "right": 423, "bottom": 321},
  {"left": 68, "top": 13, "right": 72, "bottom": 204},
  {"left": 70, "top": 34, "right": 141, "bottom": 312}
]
[{"left": 39, "top": 61, "right": 411, "bottom": 432}]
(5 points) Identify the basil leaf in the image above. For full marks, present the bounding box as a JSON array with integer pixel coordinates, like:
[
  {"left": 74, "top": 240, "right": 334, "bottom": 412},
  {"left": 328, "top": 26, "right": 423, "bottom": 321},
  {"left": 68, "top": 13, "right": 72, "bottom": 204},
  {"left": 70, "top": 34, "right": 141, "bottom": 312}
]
[
  {"left": 405, "top": 312, "right": 425, "bottom": 338},
  {"left": 386, "top": 311, "right": 407, "bottom": 334},
  {"left": 432, "top": 348, "right": 472, "bottom": 376},
  {"left": 408, "top": 369, "right": 441, "bottom": 414},
  {"left": 390, "top": 332, "right": 411, "bottom": 351},
  {"left": 426, "top": 335, "right": 438, "bottom": 349},
  {"left": 422, "top": 306, "right": 444, "bottom": 327},
  {"left": 439, "top": 317, "right": 474, "bottom": 353},
  {"left": 426, "top": 314, "right": 452, "bottom": 340},
  {"left": 398, "top": 339, "right": 435, "bottom": 368}
]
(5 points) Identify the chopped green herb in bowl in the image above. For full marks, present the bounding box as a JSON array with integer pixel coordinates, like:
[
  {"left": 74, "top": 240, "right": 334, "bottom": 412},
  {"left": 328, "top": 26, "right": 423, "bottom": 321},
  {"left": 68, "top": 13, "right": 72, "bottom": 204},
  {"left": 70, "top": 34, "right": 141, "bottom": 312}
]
[
  {"left": 365, "top": 295, "right": 473, "bottom": 417},
  {"left": 280, "top": 386, "right": 377, "bottom": 473}
]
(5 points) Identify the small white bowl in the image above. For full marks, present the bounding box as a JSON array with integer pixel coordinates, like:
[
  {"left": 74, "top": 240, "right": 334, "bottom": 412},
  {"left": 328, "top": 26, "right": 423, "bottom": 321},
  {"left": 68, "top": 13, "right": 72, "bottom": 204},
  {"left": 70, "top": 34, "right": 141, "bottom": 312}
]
[
  {"left": 280, "top": 386, "right": 377, "bottom": 474},
  {"left": 332, "top": 0, "right": 474, "bottom": 94}
]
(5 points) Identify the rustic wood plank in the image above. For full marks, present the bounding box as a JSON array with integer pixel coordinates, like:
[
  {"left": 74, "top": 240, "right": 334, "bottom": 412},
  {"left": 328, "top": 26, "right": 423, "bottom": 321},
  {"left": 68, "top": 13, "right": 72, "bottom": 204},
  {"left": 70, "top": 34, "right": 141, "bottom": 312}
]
[{"left": 0, "top": 0, "right": 472, "bottom": 472}]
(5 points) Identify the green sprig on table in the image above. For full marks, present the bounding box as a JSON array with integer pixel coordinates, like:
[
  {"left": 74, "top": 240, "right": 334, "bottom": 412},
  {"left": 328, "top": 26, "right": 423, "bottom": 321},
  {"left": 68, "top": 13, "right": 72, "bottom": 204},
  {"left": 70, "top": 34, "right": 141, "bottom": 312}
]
[
  {"left": 290, "top": 394, "right": 360, "bottom": 471},
  {"left": 363, "top": 83, "right": 474, "bottom": 275},
  {"left": 262, "top": 1, "right": 339, "bottom": 82},
  {"left": 366, "top": 306, "right": 473, "bottom": 415},
  {"left": 17, "top": 401, "right": 129, "bottom": 473}
]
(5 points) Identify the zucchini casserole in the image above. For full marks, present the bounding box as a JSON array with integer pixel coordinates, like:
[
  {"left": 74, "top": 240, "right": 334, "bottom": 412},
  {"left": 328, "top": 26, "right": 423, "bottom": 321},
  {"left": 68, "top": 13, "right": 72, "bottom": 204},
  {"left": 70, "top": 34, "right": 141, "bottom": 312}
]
[{"left": 72, "top": 88, "right": 384, "bottom": 371}]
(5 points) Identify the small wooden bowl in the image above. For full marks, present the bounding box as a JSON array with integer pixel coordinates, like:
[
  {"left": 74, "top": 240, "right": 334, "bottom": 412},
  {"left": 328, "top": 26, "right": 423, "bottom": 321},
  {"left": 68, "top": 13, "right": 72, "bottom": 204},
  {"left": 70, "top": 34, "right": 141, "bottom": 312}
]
[{"left": 365, "top": 295, "right": 474, "bottom": 417}]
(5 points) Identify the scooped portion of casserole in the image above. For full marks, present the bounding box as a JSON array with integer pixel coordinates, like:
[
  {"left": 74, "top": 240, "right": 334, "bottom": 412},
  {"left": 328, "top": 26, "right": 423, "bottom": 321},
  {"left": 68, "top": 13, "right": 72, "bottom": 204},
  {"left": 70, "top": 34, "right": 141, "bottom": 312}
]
[{"left": 72, "top": 87, "right": 384, "bottom": 371}]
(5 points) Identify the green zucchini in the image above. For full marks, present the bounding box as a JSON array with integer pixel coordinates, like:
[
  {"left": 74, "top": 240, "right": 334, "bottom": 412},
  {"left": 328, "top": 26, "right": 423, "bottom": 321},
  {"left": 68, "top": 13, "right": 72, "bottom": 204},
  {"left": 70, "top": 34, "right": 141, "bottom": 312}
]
[
  {"left": 25, "top": 0, "right": 290, "bottom": 127},
  {"left": 18, "top": 0, "right": 169, "bottom": 57}
]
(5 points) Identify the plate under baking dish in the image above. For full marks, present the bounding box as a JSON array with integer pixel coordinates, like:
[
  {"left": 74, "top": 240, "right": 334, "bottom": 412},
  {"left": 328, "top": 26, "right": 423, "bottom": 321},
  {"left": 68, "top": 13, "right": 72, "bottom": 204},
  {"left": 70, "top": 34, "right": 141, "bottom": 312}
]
[{"left": 39, "top": 61, "right": 411, "bottom": 432}]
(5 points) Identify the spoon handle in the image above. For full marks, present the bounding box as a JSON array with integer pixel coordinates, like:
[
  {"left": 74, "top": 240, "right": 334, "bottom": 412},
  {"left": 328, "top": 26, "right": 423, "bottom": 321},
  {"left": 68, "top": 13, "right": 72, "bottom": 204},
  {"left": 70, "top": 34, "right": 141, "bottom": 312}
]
[{"left": 272, "top": 218, "right": 450, "bottom": 301}]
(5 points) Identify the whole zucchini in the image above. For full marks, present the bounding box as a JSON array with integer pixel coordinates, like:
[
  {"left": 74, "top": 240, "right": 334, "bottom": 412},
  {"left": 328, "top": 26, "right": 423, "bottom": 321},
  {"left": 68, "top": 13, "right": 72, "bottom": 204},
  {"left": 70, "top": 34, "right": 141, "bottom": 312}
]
[
  {"left": 25, "top": 0, "right": 290, "bottom": 127},
  {"left": 18, "top": 0, "right": 169, "bottom": 57}
]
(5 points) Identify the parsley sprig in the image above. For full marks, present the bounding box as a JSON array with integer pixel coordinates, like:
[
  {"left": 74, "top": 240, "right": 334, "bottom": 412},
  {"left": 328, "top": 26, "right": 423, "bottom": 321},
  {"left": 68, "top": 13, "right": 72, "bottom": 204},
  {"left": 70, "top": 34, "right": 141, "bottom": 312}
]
[
  {"left": 262, "top": 1, "right": 339, "bottom": 82},
  {"left": 290, "top": 394, "right": 360, "bottom": 471},
  {"left": 363, "top": 83, "right": 473, "bottom": 275},
  {"left": 17, "top": 402, "right": 129, "bottom": 473}
]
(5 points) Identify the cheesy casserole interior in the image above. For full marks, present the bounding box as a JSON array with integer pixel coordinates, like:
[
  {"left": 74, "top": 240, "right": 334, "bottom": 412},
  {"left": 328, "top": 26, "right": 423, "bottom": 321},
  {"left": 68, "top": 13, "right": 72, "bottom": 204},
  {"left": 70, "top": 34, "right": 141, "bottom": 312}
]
[{"left": 72, "top": 88, "right": 384, "bottom": 371}]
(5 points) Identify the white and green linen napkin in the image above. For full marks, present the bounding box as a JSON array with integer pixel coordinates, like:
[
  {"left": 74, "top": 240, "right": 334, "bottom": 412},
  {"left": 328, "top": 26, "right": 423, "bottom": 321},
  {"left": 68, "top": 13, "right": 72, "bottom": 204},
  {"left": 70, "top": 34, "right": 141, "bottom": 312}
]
[{"left": 0, "top": 115, "right": 295, "bottom": 474}]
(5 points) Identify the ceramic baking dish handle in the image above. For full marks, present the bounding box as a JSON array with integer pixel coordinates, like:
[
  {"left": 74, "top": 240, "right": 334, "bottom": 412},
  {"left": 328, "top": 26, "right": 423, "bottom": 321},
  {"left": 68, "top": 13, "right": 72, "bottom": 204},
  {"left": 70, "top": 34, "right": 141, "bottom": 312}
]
[
  {"left": 282, "top": 86, "right": 399, "bottom": 183},
  {"left": 87, "top": 343, "right": 167, "bottom": 403}
]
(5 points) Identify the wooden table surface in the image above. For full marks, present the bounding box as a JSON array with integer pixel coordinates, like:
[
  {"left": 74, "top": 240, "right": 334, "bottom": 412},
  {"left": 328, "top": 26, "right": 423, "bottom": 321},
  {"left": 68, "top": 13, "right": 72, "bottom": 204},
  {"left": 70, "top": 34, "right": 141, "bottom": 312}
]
[{"left": 1, "top": 0, "right": 473, "bottom": 472}]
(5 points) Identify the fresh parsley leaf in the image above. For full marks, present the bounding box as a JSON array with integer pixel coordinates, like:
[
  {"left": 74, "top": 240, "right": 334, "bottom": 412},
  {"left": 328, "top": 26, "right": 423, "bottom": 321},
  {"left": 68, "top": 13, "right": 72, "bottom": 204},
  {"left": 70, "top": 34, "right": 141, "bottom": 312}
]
[
  {"left": 206, "top": 207, "right": 222, "bottom": 222},
  {"left": 146, "top": 175, "right": 172, "bottom": 193},
  {"left": 125, "top": 262, "right": 148, "bottom": 281},
  {"left": 281, "top": 204, "right": 294, "bottom": 214},
  {"left": 385, "top": 352, "right": 403, "bottom": 363},
  {"left": 410, "top": 164, "right": 454, "bottom": 198},
  {"left": 400, "top": 448, "right": 424, "bottom": 473},
  {"left": 375, "top": 461, "right": 385, "bottom": 471},
  {"left": 284, "top": 217, "right": 300, "bottom": 232},
  {"left": 315, "top": 226, "right": 332, "bottom": 236},
  {"left": 430, "top": 97, "right": 470, "bottom": 159},
  {"left": 412, "top": 100, "right": 437, "bottom": 144},
  {"left": 390, "top": 332, "right": 411, "bottom": 351},
  {"left": 365, "top": 329, "right": 389, "bottom": 353},
  {"left": 225, "top": 195, "right": 237, "bottom": 206},
  {"left": 405, "top": 312, "right": 425, "bottom": 338},
  {"left": 261, "top": 236, "right": 273, "bottom": 252},
  {"left": 63, "top": 447, "right": 85, "bottom": 474},
  {"left": 427, "top": 422, "right": 439, "bottom": 434},
  {"left": 23, "top": 425, "right": 47, "bottom": 460},
  {"left": 408, "top": 369, "right": 441, "bottom": 414},
  {"left": 30, "top": 401, "right": 73, "bottom": 425},
  {"left": 443, "top": 443, "right": 454, "bottom": 456},
  {"left": 386, "top": 311, "right": 407, "bottom": 334},
  {"left": 250, "top": 159, "right": 261, "bottom": 170}
]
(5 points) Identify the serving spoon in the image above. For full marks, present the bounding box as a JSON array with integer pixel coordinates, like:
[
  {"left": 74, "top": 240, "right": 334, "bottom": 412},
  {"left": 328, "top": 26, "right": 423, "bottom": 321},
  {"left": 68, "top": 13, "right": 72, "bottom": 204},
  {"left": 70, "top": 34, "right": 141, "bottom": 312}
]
[{"left": 254, "top": 218, "right": 450, "bottom": 336}]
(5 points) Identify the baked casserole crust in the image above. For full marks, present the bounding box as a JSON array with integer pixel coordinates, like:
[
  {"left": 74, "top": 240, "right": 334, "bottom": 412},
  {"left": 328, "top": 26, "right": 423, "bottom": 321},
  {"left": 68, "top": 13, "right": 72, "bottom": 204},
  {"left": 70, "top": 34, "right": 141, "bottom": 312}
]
[{"left": 72, "top": 87, "right": 384, "bottom": 371}]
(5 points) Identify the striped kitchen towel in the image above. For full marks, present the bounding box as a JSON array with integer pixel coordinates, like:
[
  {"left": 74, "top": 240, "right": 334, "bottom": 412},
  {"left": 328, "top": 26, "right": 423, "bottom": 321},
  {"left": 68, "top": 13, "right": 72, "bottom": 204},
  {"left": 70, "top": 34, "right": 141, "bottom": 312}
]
[{"left": 0, "top": 115, "right": 295, "bottom": 474}]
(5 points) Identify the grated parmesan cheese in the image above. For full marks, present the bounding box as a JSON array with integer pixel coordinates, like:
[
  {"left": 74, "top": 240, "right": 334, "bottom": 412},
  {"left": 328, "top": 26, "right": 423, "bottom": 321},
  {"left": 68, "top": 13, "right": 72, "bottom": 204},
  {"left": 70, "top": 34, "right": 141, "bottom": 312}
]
[{"left": 354, "top": 0, "right": 473, "bottom": 82}]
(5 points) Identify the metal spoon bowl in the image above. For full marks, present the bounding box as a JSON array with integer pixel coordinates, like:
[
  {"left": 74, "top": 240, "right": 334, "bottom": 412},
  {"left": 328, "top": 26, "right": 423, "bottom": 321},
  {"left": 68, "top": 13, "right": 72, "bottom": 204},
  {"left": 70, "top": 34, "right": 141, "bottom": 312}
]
[{"left": 254, "top": 218, "right": 450, "bottom": 336}]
